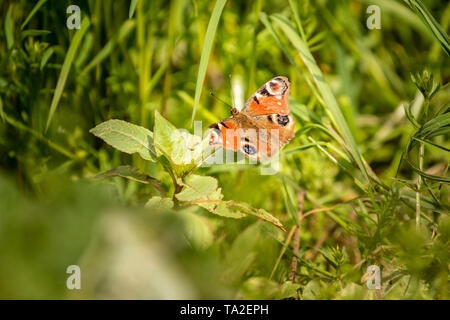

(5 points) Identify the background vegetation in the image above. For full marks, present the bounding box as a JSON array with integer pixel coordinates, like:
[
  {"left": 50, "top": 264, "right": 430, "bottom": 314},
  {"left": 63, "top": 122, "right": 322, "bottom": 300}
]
[{"left": 0, "top": 0, "right": 449, "bottom": 299}]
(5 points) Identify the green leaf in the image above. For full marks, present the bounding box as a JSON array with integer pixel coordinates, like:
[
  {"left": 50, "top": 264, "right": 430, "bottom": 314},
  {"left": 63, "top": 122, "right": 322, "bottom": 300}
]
[
  {"left": 175, "top": 175, "right": 243, "bottom": 217},
  {"left": 239, "top": 277, "right": 300, "bottom": 299},
  {"left": 336, "top": 283, "right": 369, "bottom": 300},
  {"left": 222, "top": 224, "right": 260, "bottom": 285},
  {"left": 153, "top": 110, "right": 183, "bottom": 159},
  {"left": 239, "top": 277, "right": 278, "bottom": 299},
  {"left": 95, "top": 166, "right": 163, "bottom": 195},
  {"left": 46, "top": 17, "right": 90, "bottom": 131},
  {"left": 154, "top": 110, "right": 208, "bottom": 178},
  {"left": 90, "top": 119, "right": 157, "bottom": 161},
  {"left": 219, "top": 201, "right": 286, "bottom": 231},
  {"left": 176, "top": 175, "right": 218, "bottom": 201},
  {"left": 241, "top": 204, "right": 285, "bottom": 232},
  {"left": 302, "top": 280, "right": 325, "bottom": 300},
  {"left": 191, "top": 0, "right": 227, "bottom": 125},
  {"left": 176, "top": 175, "right": 284, "bottom": 229},
  {"left": 146, "top": 196, "right": 174, "bottom": 210},
  {"left": 176, "top": 209, "right": 214, "bottom": 249},
  {"left": 211, "top": 202, "right": 246, "bottom": 219}
]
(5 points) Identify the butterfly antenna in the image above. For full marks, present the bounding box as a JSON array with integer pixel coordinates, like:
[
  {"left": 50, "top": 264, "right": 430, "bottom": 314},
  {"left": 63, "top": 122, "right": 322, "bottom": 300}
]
[
  {"left": 229, "top": 74, "right": 235, "bottom": 108},
  {"left": 209, "top": 91, "right": 232, "bottom": 109}
]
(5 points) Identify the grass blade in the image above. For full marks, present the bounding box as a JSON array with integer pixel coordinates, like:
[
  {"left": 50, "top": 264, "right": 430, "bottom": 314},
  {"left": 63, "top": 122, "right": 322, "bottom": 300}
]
[
  {"left": 0, "top": 95, "right": 5, "bottom": 123},
  {"left": 404, "top": 0, "right": 450, "bottom": 56},
  {"left": 4, "top": 6, "right": 14, "bottom": 50},
  {"left": 271, "top": 14, "right": 370, "bottom": 185},
  {"left": 281, "top": 178, "right": 300, "bottom": 227},
  {"left": 190, "top": 0, "right": 227, "bottom": 126},
  {"left": 78, "top": 20, "right": 135, "bottom": 78},
  {"left": 46, "top": 17, "right": 90, "bottom": 131},
  {"left": 129, "top": 0, "right": 138, "bottom": 19},
  {"left": 21, "top": 0, "right": 47, "bottom": 30}
]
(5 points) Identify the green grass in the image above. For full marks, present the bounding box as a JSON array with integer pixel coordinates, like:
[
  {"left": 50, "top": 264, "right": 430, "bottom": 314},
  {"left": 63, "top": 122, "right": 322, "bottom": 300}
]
[{"left": 0, "top": 0, "right": 449, "bottom": 299}]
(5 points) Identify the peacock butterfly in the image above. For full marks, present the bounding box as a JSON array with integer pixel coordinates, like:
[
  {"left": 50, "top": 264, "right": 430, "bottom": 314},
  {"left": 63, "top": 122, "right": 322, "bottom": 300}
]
[{"left": 208, "top": 76, "right": 295, "bottom": 161}]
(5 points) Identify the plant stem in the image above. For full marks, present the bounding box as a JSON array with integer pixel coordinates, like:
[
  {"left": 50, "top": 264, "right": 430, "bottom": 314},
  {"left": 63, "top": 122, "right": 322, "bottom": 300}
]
[
  {"left": 416, "top": 142, "right": 424, "bottom": 230},
  {"left": 290, "top": 189, "right": 305, "bottom": 283},
  {"left": 416, "top": 97, "right": 429, "bottom": 230}
]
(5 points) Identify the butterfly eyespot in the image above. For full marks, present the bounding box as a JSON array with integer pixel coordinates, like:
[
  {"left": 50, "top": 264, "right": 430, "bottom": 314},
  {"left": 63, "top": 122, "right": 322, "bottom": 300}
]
[
  {"left": 268, "top": 78, "right": 288, "bottom": 95},
  {"left": 242, "top": 144, "right": 257, "bottom": 155},
  {"left": 277, "top": 114, "right": 290, "bottom": 126}
]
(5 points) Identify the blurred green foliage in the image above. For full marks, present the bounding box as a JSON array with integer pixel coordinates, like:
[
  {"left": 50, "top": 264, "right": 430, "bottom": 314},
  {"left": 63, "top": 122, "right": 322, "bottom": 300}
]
[{"left": 0, "top": 0, "right": 449, "bottom": 299}]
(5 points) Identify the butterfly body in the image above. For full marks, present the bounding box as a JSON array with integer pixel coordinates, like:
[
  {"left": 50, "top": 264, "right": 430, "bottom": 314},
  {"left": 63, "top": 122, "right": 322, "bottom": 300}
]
[{"left": 209, "top": 76, "right": 295, "bottom": 161}]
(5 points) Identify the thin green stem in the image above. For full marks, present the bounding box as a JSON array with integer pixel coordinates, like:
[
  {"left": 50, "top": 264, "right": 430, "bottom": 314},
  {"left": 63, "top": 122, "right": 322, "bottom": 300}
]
[
  {"left": 416, "top": 143, "right": 424, "bottom": 230},
  {"left": 416, "top": 97, "right": 430, "bottom": 230}
]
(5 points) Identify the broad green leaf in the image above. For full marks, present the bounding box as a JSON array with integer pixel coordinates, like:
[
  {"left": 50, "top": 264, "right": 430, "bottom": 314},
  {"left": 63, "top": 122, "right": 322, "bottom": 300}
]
[
  {"left": 212, "top": 202, "right": 246, "bottom": 219},
  {"left": 153, "top": 110, "right": 187, "bottom": 160},
  {"left": 90, "top": 119, "right": 156, "bottom": 161},
  {"left": 277, "top": 281, "right": 301, "bottom": 300},
  {"left": 176, "top": 175, "right": 218, "bottom": 201},
  {"left": 176, "top": 209, "right": 214, "bottom": 249},
  {"left": 218, "top": 201, "right": 285, "bottom": 231},
  {"left": 222, "top": 224, "right": 260, "bottom": 285},
  {"left": 154, "top": 110, "right": 208, "bottom": 177},
  {"left": 176, "top": 175, "right": 283, "bottom": 228},
  {"left": 336, "top": 283, "right": 369, "bottom": 300},
  {"left": 238, "top": 277, "right": 300, "bottom": 299},
  {"left": 302, "top": 280, "right": 325, "bottom": 300},
  {"left": 178, "top": 179, "right": 244, "bottom": 219},
  {"left": 240, "top": 204, "right": 285, "bottom": 232},
  {"left": 238, "top": 277, "right": 281, "bottom": 299},
  {"left": 146, "top": 196, "right": 174, "bottom": 210}
]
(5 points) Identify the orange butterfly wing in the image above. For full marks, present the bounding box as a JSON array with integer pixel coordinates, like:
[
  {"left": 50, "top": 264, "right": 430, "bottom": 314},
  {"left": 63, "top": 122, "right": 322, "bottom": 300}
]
[
  {"left": 242, "top": 76, "right": 291, "bottom": 116},
  {"left": 209, "top": 76, "right": 294, "bottom": 160}
]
